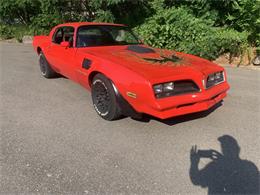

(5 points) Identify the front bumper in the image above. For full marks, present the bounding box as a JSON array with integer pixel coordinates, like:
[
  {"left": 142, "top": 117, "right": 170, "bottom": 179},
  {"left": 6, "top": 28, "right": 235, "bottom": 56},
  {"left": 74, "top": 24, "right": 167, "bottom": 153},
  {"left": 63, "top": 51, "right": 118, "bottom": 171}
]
[{"left": 139, "top": 82, "right": 230, "bottom": 119}]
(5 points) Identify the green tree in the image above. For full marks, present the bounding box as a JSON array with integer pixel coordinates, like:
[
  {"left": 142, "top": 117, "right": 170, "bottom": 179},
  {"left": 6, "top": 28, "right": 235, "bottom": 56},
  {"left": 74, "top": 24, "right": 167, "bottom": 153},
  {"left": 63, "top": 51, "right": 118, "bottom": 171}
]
[{"left": 0, "top": 0, "right": 40, "bottom": 24}]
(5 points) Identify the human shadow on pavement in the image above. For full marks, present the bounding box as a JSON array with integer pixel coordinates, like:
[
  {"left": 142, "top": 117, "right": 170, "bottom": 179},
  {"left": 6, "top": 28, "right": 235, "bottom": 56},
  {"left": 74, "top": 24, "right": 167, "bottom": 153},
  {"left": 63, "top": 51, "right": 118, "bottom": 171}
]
[
  {"left": 189, "top": 135, "right": 259, "bottom": 194},
  {"left": 135, "top": 101, "right": 223, "bottom": 125}
]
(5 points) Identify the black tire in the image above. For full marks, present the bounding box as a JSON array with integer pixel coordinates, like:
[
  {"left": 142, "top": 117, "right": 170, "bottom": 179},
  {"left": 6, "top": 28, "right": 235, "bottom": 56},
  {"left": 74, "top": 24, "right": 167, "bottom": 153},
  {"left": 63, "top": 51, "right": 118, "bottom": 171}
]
[
  {"left": 39, "top": 52, "right": 58, "bottom": 78},
  {"left": 91, "top": 74, "right": 122, "bottom": 120}
]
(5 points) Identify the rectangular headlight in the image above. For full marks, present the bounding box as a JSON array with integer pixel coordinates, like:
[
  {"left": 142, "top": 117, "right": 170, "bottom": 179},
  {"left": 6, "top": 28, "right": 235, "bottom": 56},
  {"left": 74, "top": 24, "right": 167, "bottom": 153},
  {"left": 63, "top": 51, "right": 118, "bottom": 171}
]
[
  {"left": 206, "top": 71, "right": 224, "bottom": 89},
  {"left": 153, "top": 82, "right": 174, "bottom": 94},
  {"left": 163, "top": 82, "right": 174, "bottom": 92},
  {"left": 153, "top": 82, "right": 175, "bottom": 98},
  {"left": 208, "top": 74, "right": 215, "bottom": 82},
  {"left": 153, "top": 84, "right": 163, "bottom": 94},
  {"left": 153, "top": 80, "right": 200, "bottom": 98}
]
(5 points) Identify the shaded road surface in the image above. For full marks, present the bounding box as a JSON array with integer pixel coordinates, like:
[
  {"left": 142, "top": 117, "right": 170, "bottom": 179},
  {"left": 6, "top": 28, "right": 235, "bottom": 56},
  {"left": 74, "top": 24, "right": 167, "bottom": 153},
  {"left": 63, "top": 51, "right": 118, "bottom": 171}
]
[{"left": 1, "top": 43, "right": 259, "bottom": 194}]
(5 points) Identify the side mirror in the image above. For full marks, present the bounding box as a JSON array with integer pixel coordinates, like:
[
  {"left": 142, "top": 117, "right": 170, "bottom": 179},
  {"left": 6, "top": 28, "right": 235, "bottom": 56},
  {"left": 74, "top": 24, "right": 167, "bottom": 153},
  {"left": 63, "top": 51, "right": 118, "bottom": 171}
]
[{"left": 60, "top": 41, "right": 70, "bottom": 48}]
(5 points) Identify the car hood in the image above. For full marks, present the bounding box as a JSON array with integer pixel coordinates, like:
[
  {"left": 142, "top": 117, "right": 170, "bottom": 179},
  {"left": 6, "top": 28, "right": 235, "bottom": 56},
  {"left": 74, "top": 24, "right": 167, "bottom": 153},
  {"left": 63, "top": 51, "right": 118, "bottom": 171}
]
[{"left": 80, "top": 45, "right": 223, "bottom": 81}]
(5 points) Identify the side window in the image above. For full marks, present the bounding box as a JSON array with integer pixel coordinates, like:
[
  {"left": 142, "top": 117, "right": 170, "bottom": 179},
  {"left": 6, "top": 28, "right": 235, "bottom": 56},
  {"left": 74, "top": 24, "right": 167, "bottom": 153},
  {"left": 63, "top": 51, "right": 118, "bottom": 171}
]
[
  {"left": 52, "top": 27, "right": 75, "bottom": 46},
  {"left": 52, "top": 27, "right": 63, "bottom": 44},
  {"left": 76, "top": 27, "right": 114, "bottom": 47}
]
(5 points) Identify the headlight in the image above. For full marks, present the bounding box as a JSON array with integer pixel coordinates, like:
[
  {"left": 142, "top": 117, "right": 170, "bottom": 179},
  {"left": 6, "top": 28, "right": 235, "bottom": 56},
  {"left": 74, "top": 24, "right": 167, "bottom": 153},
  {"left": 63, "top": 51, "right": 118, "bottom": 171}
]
[
  {"left": 163, "top": 82, "right": 174, "bottom": 92},
  {"left": 153, "top": 82, "right": 174, "bottom": 94},
  {"left": 153, "top": 82, "right": 175, "bottom": 98},
  {"left": 208, "top": 74, "right": 215, "bottom": 82},
  {"left": 214, "top": 72, "right": 222, "bottom": 80},
  {"left": 153, "top": 80, "right": 200, "bottom": 98},
  {"left": 153, "top": 84, "right": 163, "bottom": 94},
  {"left": 206, "top": 71, "right": 224, "bottom": 89}
]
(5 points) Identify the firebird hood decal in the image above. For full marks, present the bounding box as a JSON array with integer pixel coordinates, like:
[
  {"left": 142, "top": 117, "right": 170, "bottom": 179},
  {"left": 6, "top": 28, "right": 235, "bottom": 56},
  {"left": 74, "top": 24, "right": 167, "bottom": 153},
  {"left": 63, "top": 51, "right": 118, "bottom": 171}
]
[
  {"left": 143, "top": 55, "right": 181, "bottom": 64},
  {"left": 115, "top": 48, "right": 192, "bottom": 68}
]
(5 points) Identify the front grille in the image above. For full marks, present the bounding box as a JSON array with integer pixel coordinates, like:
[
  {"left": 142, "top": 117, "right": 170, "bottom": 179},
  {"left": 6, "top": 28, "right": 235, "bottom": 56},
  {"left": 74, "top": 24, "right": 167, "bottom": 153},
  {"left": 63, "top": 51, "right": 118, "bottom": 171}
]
[
  {"left": 206, "top": 71, "right": 224, "bottom": 89},
  {"left": 156, "top": 80, "right": 200, "bottom": 98}
]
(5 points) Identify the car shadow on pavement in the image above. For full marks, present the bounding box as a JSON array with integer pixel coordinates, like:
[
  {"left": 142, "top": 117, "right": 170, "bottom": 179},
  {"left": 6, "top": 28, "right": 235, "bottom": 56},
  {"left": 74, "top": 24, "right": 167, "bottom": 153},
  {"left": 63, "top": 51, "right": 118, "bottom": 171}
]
[
  {"left": 135, "top": 101, "right": 223, "bottom": 125},
  {"left": 189, "top": 135, "right": 259, "bottom": 195},
  {"left": 54, "top": 74, "right": 68, "bottom": 79}
]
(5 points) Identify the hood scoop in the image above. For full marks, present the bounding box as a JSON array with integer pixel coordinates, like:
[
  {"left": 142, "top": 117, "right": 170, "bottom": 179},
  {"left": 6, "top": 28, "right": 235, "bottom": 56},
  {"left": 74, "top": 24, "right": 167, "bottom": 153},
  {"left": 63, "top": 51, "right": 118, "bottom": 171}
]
[{"left": 127, "top": 45, "right": 155, "bottom": 54}]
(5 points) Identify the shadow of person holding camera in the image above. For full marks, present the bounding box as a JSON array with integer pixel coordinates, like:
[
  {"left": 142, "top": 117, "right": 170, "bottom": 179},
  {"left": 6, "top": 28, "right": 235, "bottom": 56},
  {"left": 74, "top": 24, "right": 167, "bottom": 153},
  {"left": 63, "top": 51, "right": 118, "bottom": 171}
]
[{"left": 190, "top": 135, "right": 259, "bottom": 194}]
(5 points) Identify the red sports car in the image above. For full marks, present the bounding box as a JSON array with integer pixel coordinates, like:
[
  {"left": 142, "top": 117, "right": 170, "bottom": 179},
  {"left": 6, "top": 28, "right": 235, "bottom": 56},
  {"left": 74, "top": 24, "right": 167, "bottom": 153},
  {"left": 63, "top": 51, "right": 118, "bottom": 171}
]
[{"left": 33, "top": 22, "right": 230, "bottom": 120}]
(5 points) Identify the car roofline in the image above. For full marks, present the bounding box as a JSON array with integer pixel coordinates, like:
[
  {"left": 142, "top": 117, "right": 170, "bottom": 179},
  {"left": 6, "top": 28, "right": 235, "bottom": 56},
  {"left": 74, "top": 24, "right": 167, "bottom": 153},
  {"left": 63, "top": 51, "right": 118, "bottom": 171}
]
[{"left": 56, "top": 22, "right": 126, "bottom": 28}]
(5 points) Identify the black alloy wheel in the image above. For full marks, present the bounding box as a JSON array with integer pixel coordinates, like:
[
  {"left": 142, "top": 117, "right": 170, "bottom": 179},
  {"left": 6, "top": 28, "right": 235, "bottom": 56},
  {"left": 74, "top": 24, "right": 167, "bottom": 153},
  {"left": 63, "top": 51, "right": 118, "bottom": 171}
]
[{"left": 91, "top": 74, "right": 122, "bottom": 120}]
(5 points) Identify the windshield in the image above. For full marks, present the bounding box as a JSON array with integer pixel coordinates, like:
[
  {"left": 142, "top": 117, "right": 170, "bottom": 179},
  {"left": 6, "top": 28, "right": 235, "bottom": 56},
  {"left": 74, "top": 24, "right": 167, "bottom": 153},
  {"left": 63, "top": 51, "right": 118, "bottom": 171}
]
[{"left": 76, "top": 25, "right": 141, "bottom": 47}]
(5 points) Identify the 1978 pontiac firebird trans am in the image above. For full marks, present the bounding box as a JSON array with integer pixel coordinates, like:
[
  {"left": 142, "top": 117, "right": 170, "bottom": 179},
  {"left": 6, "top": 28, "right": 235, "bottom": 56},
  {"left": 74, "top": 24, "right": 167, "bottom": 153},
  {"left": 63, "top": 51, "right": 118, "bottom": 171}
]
[{"left": 33, "top": 22, "right": 230, "bottom": 121}]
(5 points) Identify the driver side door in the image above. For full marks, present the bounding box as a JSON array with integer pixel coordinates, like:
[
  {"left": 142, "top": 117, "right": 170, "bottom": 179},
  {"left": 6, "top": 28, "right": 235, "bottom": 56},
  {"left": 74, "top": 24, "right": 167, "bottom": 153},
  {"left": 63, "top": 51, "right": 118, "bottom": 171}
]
[{"left": 46, "top": 26, "right": 77, "bottom": 80}]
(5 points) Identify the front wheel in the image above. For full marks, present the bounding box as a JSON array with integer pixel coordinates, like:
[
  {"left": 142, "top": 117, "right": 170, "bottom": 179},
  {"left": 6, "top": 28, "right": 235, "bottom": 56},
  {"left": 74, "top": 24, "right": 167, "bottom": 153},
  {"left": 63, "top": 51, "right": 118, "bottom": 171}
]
[{"left": 91, "top": 74, "right": 122, "bottom": 120}]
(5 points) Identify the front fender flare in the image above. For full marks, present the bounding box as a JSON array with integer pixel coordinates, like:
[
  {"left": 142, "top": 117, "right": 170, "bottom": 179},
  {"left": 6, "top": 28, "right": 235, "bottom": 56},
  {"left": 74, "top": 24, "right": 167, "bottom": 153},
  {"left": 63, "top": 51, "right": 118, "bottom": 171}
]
[{"left": 111, "top": 82, "right": 142, "bottom": 119}]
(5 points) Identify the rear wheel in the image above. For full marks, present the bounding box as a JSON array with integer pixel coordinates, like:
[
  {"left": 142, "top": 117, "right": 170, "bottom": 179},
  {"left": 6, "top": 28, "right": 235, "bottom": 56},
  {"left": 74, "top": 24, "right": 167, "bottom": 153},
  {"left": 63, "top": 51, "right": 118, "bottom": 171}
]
[
  {"left": 39, "top": 52, "right": 58, "bottom": 78},
  {"left": 91, "top": 74, "right": 122, "bottom": 120}
]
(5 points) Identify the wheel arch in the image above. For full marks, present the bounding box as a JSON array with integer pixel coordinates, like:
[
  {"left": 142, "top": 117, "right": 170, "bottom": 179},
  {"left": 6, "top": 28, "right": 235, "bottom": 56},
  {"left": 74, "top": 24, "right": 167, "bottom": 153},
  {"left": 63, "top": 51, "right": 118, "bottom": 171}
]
[
  {"left": 37, "top": 47, "right": 42, "bottom": 55},
  {"left": 88, "top": 71, "right": 119, "bottom": 91},
  {"left": 89, "top": 71, "right": 141, "bottom": 119},
  {"left": 88, "top": 71, "right": 103, "bottom": 88}
]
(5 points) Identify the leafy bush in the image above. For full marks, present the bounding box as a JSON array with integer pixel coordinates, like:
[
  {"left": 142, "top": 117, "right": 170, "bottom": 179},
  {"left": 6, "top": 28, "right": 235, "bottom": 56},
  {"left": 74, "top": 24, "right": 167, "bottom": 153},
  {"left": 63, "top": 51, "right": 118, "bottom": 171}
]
[
  {"left": 29, "top": 13, "right": 63, "bottom": 35},
  {"left": 165, "top": 0, "right": 259, "bottom": 46},
  {"left": 135, "top": 7, "right": 248, "bottom": 60},
  {"left": 14, "top": 25, "right": 32, "bottom": 42},
  {"left": 0, "top": 24, "right": 32, "bottom": 42},
  {"left": 225, "top": 0, "right": 260, "bottom": 46},
  {"left": 0, "top": 24, "right": 14, "bottom": 39}
]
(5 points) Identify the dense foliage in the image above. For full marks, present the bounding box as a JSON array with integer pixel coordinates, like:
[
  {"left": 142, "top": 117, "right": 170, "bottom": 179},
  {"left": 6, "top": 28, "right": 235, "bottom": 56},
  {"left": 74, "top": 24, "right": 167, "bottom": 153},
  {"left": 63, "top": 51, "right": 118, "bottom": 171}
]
[
  {"left": 135, "top": 7, "right": 248, "bottom": 59},
  {"left": 0, "top": 0, "right": 259, "bottom": 60}
]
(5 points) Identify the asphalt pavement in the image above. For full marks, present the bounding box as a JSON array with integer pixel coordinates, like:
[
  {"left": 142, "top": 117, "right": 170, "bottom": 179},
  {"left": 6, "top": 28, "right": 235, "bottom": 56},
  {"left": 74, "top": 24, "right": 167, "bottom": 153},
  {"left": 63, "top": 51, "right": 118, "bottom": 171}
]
[{"left": 1, "top": 42, "right": 259, "bottom": 194}]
